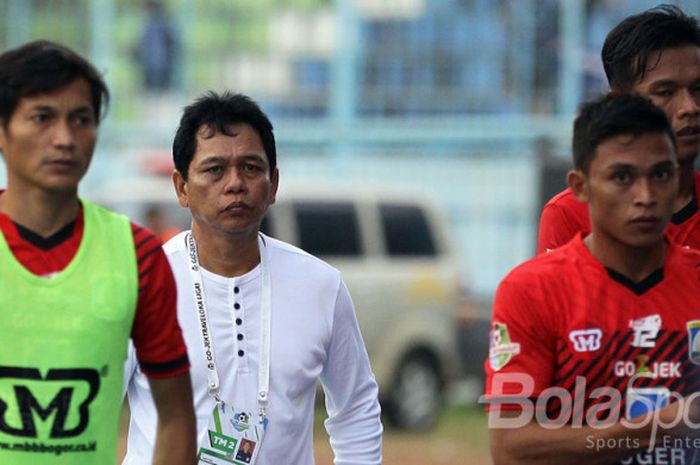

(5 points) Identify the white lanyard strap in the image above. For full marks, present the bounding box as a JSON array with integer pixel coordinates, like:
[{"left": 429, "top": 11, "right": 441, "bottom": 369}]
[
  {"left": 186, "top": 233, "right": 220, "bottom": 397},
  {"left": 186, "top": 232, "right": 272, "bottom": 417},
  {"left": 258, "top": 234, "right": 272, "bottom": 418}
]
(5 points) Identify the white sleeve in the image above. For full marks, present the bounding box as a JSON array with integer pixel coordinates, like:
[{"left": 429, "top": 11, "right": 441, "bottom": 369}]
[
  {"left": 122, "top": 340, "right": 138, "bottom": 400},
  {"left": 320, "top": 279, "right": 383, "bottom": 465}
]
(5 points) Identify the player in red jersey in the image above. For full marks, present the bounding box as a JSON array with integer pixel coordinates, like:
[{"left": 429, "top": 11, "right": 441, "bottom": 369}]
[
  {"left": 537, "top": 5, "right": 700, "bottom": 254},
  {"left": 485, "top": 94, "right": 700, "bottom": 464},
  {"left": 0, "top": 41, "right": 195, "bottom": 463}
]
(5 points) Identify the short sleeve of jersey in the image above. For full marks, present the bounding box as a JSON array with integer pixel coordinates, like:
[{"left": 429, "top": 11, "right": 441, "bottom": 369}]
[
  {"left": 536, "top": 189, "right": 589, "bottom": 255},
  {"left": 484, "top": 267, "right": 558, "bottom": 409},
  {"left": 131, "top": 223, "right": 189, "bottom": 378}
]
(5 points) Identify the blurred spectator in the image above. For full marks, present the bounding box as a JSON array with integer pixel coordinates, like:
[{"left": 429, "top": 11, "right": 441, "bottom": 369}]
[
  {"left": 133, "top": 0, "right": 179, "bottom": 92},
  {"left": 144, "top": 206, "right": 181, "bottom": 242}
]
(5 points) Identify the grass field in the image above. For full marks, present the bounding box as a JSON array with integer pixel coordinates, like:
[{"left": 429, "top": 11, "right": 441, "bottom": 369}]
[{"left": 119, "top": 403, "right": 491, "bottom": 465}]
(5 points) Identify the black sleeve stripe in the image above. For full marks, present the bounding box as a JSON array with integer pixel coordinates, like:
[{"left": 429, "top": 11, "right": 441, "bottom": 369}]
[
  {"left": 135, "top": 234, "right": 158, "bottom": 251},
  {"left": 138, "top": 263, "right": 154, "bottom": 281},
  {"left": 132, "top": 224, "right": 144, "bottom": 235},
  {"left": 138, "top": 244, "right": 163, "bottom": 265},
  {"left": 138, "top": 354, "right": 190, "bottom": 375}
]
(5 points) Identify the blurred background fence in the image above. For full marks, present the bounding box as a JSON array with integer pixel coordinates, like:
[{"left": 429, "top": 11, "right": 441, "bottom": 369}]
[{"left": 1, "top": 0, "right": 698, "bottom": 299}]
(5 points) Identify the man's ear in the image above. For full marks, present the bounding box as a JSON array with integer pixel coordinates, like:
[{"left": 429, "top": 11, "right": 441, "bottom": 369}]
[
  {"left": 0, "top": 121, "right": 6, "bottom": 153},
  {"left": 172, "top": 170, "right": 189, "bottom": 208},
  {"left": 269, "top": 168, "right": 279, "bottom": 205},
  {"left": 567, "top": 169, "right": 589, "bottom": 203}
]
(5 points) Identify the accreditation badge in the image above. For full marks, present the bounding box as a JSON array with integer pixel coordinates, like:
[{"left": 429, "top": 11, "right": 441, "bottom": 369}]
[{"left": 197, "top": 402, "right": 268, "bottom": 465}]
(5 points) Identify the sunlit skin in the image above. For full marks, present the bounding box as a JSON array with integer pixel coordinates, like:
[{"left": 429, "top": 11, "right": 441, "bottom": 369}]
[
  {"left": 173, "top": 122, "right": 279, "bottom": 277},
  {"left": 630, "top": 45, "right": 700, "bottom": 207},
  {"left": 568, "top": 132, "right": 679, "bottom": 281},
  {"left": 0, "top": 78, "right": 97, "bottom": 236}
]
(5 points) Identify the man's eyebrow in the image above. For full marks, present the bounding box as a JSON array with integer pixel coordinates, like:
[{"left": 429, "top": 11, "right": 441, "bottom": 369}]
[
  {"left": 646, "top": 79, "right": 678, "bottom": 88},
  {"left": 197, "top": 155, "right": 228, "bottom": 166},
  {"left": 27, "top": 104, "right": 56, "bottom": 112},
  {"left": 239, "top": 154, "right": 266, "bottom": 162}
]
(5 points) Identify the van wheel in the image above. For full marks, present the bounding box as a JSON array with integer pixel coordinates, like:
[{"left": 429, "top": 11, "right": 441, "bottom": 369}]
[{"left": 385, "top": 352, "right": 443, "bottom": 431}]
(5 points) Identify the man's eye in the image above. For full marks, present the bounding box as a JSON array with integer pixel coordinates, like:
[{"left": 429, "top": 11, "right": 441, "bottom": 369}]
[
  {"left": 206, "top": 166, "right": 223, "bottom": 174},
  {"left": 612, "top": 172, "right": 631, "bottom": 183},
  {"left": 653, "top": 169, "right": 672, "bottom": 181},
  {"left": 31, "top": 114, "right": 50, "bottom": 123},
  {"left": 74, "top": 115, "right": 94, "bottom": 126},
  {"left": 652, "top": 89, "right": 673, "bottom": 97},
  {"left": 244, "top": 164, "right": 262, "bottom": 172}
]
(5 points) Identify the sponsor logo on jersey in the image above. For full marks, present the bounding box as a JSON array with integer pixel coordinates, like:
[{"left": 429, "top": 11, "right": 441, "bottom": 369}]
[
  {"left": 625, "top": 386, "right": 670, "bottom": 419},
  {"left": 569, "top": 328, "right": 603, "bottom": 352},
  {"left": 687, "top": 320, "right": 700, "bottom": 365},
  {"left": 0, "top": 367, "right": 100, "bottom": 439},
  {"left": 613, "top": 355, "right": 681, "bottom": 379},
  {"left": 489, "top": 322, "right": 520, "bottom": 371},
  {"left": 629, "top": 314, "right": 661, "bottom": 348}
]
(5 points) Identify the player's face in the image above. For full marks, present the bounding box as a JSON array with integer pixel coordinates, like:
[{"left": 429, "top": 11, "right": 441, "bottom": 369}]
[
  {"left": 573, "top": 132, "right": 678, "bottom": 249},
  {"left": 0, "top": 78, "right": 97, "bottom": 195},
  {"left": 173, "top": 122, "right": 278, "bottom": 238},
  {"left": 632, "top": 45, "right": 700, "bottom": 162}
]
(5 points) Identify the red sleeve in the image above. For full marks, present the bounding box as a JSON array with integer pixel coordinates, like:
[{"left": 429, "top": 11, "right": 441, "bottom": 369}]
[
  {"left": 483, "top": 268, "right": 557, "bottom": 411},
  {"left": 131, "top": 223, "right": 190, "bottom": 379},
  {"left": 536, "top": 190, "right": 589, "bottom": 255}
]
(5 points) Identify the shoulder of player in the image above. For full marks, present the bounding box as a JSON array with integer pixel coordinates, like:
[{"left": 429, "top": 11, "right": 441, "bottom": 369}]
[
  {"left": 128, "top": 221, "right": 163, "bottom": 252},
  {"left": 502, "top": 243, "right": 579, "bottom": 288},
  {"left": 543, "top": 187, "right": 580, "bottom": 209},
  {"left": 670, "top": 242, "right": 700, "bottom": 271}
]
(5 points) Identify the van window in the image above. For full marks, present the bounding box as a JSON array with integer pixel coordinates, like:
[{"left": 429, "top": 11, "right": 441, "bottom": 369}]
[
  {"left": 293, "top": 202, "right": 362, "bottom": 257},
  {"left": 380, "top": 204, "right": 436, "bottom": 256}
]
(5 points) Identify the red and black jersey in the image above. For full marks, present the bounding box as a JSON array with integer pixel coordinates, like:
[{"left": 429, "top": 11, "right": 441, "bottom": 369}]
[
  {"left": 485, "top": 234, "right": 700, "bottom": 463},
  {"left": 0, "top": 202, "right": 188, "bottom": 378},
  {"left": 537, "top": 171, "right": 700, "bottom": 255}
]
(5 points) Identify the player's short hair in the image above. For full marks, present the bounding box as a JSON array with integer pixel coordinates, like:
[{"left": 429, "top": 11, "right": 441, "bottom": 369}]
[
  {"left": 172, "top": 91, "right": 276, "bottom": 180},
  {"left": 602, "top": 4, "right": 700, "bottom": 91},
  {"left": 573, "top": 93, "right": 676, "bottom": 173},
  {"left": 0, "top": 40, "right": 109, "bottom": 126}
]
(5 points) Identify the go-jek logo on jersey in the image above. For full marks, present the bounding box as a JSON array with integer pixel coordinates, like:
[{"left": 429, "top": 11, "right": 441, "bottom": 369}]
[
  {"left": 569, "top": 329, "right": 603, "bottom": 352},
  {"left": 613, "top": 355, "right": 681, "bottom": 379},
  {"left": 629, "top": 314, "right": 661, "bottom": 348},
  {"left": 489, "top": 323, "right": 520, "bottom": 371},
  {"left": 0, "top": 367, "right": 100, "bottom": 438}
]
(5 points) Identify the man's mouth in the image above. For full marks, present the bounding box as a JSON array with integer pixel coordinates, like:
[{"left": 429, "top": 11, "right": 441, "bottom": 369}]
[{"left": 676, "top": 125, "right": 700, "bottom": 138}]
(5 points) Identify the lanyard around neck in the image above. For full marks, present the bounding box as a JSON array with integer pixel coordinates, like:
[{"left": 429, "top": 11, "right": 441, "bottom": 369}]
[{"left": 186, "top": 232, "right": 272, "bottom": 418}]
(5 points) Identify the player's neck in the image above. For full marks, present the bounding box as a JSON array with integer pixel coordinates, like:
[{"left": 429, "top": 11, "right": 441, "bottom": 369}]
[
  {"left": 191, "top": 223, "right": 260, "bottom": 278},
  {"left": 674, "top": 158, "right": 696, "bottom": 210},
  {"left": 0, "top": 186, "right": 79, "bottom": 237},
  {"left": 583, "top": 233, "right": 667, "bottom": 283}
]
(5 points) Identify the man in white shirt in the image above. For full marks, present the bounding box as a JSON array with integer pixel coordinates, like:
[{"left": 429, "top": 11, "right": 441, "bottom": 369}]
[{"left": 122, "top": 91, "right": 383, "bottom": 465}]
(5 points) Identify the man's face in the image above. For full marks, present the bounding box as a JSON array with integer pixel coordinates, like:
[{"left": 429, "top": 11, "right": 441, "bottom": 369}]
[
  {"left": 0, "top": 78, "right": 97, "bottom": 194},
  {"left": 632, "top": 45, "right": 700, "bottom": 161},
  {"left": 173, "top": 122, "right": 278, "bottom": 238},
  {"left": 571, "top": 132, "right": 678, "bottom": 249}
]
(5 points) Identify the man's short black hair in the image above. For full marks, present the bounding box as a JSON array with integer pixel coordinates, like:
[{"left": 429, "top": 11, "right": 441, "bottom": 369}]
[
  {"left": 172, "top": 91, "right": 276, "bottom": 180},
  {"left": 0, "top": 40, "right": 109, "bottom": 125},
  {"left": 573, "top": 93, "right": 676, "bottom": 173},
  {"left": 602, "top": 4, "right": 700, "bottom": 90}
]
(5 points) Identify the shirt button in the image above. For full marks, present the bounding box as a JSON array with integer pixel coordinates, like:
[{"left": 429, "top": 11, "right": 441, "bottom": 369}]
[
  {"left": 234, "top": 303, "right": 240, "bottom": 310},
  {"left": 237, "top": 334, "right": 244, "bottom": 341},
  {"left": 236, "top": 318, "right": 242, "bottom": 325},
  {"left": 234, "top": 286, "right": 240, "bottom": 294},
  {"left": 238, "top": 350, "right": 245, "bottom": 357}
]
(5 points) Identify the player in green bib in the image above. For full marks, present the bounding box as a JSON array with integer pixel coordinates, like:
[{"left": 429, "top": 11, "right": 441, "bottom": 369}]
[{"left": 0, "top": 40, "right": 197, "bottom": 464}]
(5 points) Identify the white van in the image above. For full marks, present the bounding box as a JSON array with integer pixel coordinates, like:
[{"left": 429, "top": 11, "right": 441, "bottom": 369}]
[{"left": 92, "top": 178, "right": 468, "bottom": 430}]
